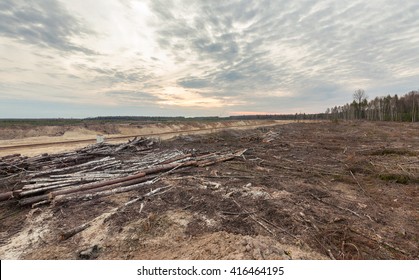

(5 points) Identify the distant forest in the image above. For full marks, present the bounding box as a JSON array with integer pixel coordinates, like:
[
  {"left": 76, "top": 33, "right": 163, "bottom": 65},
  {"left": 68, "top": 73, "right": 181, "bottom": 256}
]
[
  {"left": 88, "top": 113, "right": 326, "bottom": 122},
  {"left": 0, "top": 113, "right": 327, "bottom": 126},
  {"left": 325, "top": 90, "right": 419, "bottom": 122},
  {"left": 1, "top": 91, "right": 418, "bottom": 125},
  {"left": 89, "top": 90, "right": 419, "bottom": 123}
]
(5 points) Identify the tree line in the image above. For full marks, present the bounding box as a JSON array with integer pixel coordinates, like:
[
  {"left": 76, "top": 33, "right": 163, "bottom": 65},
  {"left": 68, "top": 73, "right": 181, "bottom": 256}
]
[{"left": 325, "top": 90, "right": 419, "bottom": 122}]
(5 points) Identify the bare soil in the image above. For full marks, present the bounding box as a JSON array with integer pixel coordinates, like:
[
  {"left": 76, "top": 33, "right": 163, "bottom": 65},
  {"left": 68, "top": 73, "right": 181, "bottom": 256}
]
[{"left": 0, "top": 121, "right": 418, "bottom": 260}]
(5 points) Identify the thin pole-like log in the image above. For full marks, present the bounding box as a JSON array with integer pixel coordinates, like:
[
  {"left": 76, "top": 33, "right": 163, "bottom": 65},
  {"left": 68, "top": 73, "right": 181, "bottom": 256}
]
[
  {"left": 53, "top": 176, "right": 156, "bottom": 204},
  {"left": 54, "top": 180, "right": 154, "bottom": 204},
  {"left": 18, "top": 194, "right": 49, "bottom": 206},
  {"left": 19, "top": 182, "right": 83, "bottom": 197},
  {"left": 49, "top": 161, "right": 187, "bottom": 199},
  {"left": 60, "top": 222, "right": 91, "bottom": 240},
  {"left": 28, "top": 157, "right": 115, "bottom": 177},
  {"left": 198, "top": 154, "right": 236, "bottom": 167},
  {"left": 48, "top": 172, "right": 147, "bottom": 198},
  {"left": 159, "top": 153, "right": 192, "bottom": 164},
  {"left": 17, "top": 150, "right": 244, "bottom": 206}
]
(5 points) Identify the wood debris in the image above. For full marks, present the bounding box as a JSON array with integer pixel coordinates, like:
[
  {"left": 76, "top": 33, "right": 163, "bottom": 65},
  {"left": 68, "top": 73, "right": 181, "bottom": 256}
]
[
  {"left": 262, "top": 130, "right": 280, "bottom": 143},
  {"left": 0, "top": 137, "right": 246, "bottom": 207}
]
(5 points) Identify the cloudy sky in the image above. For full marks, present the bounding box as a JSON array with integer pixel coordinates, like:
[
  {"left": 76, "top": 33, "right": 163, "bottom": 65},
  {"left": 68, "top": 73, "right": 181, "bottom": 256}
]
[{"left": 1, "top": 0, "right": 418, "bottom": 118}]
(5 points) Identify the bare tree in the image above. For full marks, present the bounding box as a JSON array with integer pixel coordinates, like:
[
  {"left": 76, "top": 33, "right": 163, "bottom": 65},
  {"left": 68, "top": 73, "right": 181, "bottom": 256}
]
[
  {"left": 353, "top": 89, "right": 368, "bottom": 119},
  {"left": 353, "top": 89, "right": 367, "bottom": 105}
]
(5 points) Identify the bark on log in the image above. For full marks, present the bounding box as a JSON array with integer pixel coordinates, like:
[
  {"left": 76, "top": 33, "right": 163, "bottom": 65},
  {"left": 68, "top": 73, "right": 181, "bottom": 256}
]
[
  {"left": 53, "top": 176, "right": 156, "bottom": 204},
  {"left": 22, "top": 179, "right": 83, "bottom": 190},
  {"left": 20, "top": 171, "right": 150, "bottom": 206},
  {"left": 20, "top": 162, "right": 175, "bottom": 205},
  {"left": 54, "top": 180, "right": 155, "bottom": 204},
  {"left": 197, "top": 154, "right": 236, "bottom": 167},
  {"left": 47, "top": 172, "right": 147, "bottom": 199},
  {"left": 19, "top": 182, "right": 82, "bottom": 197},
  {"left": 0, "top": 154, "right": 21, "bottom": 161},
  {"left": 160, "top": 153, "right": 192, "bottom": 164},
  {"left": 18, "top": 194, "right": 49, "bottom": 206},
  {"left": 141, "top": 161, "right": 196, "bottom": 175},
  {"left": 28, "top": 157, "right": 116, "bottom": 177},
  {"left": 16, "top": 149, "right": 246, "bottom": 206},
  {"left": 0, "top": 191, "right": 13, "bottom": 202},
  {"left": 60, "top": 222, "right": 91, "bottom": 240}
]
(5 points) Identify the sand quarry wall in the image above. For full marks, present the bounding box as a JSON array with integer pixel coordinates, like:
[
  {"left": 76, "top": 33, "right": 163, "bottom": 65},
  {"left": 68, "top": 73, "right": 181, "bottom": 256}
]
[{"left": 0, "top": 120, "right": 289, "bottom": 157}]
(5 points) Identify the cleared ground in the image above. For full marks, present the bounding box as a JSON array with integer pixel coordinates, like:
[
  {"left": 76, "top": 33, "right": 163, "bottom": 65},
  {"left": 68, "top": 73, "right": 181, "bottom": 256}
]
[{"left": 0, "top": 121, "right": 418, "bottom": 259}]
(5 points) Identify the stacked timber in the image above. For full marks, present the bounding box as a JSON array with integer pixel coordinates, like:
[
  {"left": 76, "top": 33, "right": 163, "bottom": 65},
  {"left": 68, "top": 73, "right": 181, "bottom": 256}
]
[{"left": 0, "top": 137, "right": 246, "bottom": 207}]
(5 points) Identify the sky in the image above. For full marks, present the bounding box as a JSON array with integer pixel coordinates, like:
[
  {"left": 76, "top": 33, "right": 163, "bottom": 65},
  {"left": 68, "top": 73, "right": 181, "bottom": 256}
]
[{"left": 0, "top": 0, "right": 418, "bottom": 118}]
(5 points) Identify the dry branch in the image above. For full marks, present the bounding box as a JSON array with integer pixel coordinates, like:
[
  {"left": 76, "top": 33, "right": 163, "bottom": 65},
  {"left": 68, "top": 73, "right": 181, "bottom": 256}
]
[
  {"left": 349, "top": 170, "right": 366, "bottom": 194},
  {"left": 349, "top": 228, "right": 410, "bottom": 257},
  {"left": 60, "top": 222, "right": 91, "bottom": 240},
  {"left": 232, "top": 199, "right": 275, "bottom": 236},
  {"left": 310, "top": 193, "right": 362, "bottom": 218}
]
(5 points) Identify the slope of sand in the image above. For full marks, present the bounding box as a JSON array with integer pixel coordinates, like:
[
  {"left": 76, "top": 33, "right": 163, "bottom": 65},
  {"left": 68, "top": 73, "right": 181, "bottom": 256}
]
[{"left": 0, "top": 120, "right": 296, "bottom": 157}]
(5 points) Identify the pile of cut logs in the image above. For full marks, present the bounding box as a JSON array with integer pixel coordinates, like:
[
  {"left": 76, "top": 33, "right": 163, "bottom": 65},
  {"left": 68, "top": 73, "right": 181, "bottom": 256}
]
[{"left": 0, "top": 137, "right": 246, "bottom": 207}]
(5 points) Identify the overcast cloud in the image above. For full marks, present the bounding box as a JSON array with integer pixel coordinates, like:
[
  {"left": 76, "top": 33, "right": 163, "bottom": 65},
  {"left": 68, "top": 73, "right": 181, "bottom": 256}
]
[{"left": 1, "top": 0, "right": 418, "bottom": 117}]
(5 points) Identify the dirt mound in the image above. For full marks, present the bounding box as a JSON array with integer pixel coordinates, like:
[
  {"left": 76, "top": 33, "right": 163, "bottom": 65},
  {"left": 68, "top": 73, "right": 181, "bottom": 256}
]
[
  {"left": 0, "top": 126, "right": 68, "bottom": 140},
  {"left": 128, "top": 229, "right": 326, "bottom": 260},
  {"left": 14, "top": 208, "right": 324, "bottom": 260}
]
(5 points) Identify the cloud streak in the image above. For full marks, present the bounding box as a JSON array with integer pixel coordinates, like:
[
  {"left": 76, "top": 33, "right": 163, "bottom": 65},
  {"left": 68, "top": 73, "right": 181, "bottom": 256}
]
[
  {"left": 0, "top": 0, "right": 418, "bottom": 117},
  {"left": 0, "top": 0, "right": 95, "bottom": 54}
]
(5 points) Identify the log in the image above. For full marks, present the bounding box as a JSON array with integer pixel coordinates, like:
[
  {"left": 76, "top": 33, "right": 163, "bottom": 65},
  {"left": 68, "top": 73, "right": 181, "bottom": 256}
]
[
  {"left": 60, "top": 222, "right": 91, "bottom": 240},
  {"left": 54, "top": 180, "right": 155, "bottom": 204},
  {"left": 142, "top": 161, "right": 195, "bottom": 175},
  {"left": 19, "top": 194, "right": 49, "bottom": 206},
  {"left": 159, "top": 153, "right": 192, "bottom": 164},
  {"left": 19, "top": 181, "right": 84, "bottom": 197},
  {"left": 49, "top": 173, "right": 115, "bottom": 179},
  {"left": 197, "top": 154, "right": 236, "bottom": 167},
  {"left": 20, "top": 165, "right": 168, "bottom": 206},
  {"left": 22, "top": 179, "right": 84, "bottom": 190},
  {"left": 53, "top": 176, "right": 156, "bottom": 204},
  {"left": 31, "top": 200, "right": 50, "bottom": 208},
  {"left": 28, "top": 157, "right": 115, "bottom": 177},
  {"left": 17, "top": 149, "right": 247, "bottom": 206},
  {"left": 0, "top": 154, "right": 22, "bottom": 161},
  {"left": 195, "top": 149, "right": 246, "bottom": 167},
  {"left": 20, "top": 161, "right": 180, "bottom": 205},
  {"left": 86, "top": 162, "right": 122, "bottom": 172},
  {"left": 0, "top": 191, "right": 13, "bottom": 202},
  {"left": 47, "top": 172, "right": 147, "bottom": 199}
]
